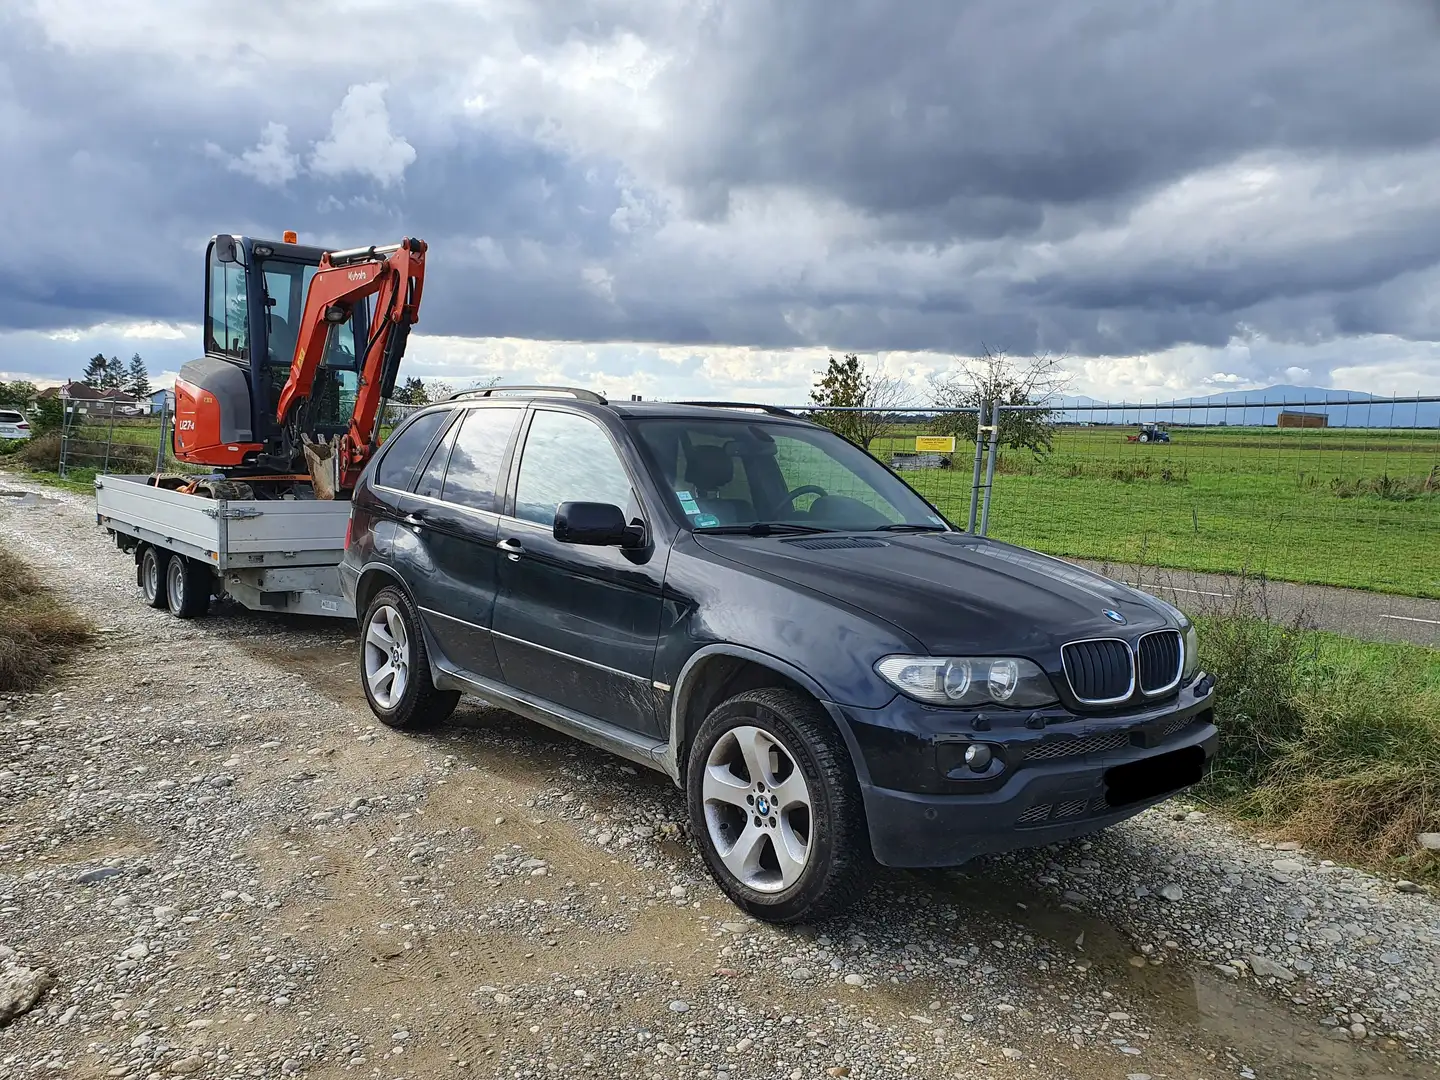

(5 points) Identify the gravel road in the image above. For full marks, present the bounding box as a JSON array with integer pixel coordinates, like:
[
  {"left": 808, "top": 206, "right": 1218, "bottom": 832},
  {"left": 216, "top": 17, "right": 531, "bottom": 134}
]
[{"left": 2, "top": 472, "right": 1438, "bottom": 1080}]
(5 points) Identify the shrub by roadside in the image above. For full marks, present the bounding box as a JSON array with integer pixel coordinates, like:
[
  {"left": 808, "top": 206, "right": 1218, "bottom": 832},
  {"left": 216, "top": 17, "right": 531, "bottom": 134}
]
[
  {"left": 1198, "top": 602, "right": 1440, "bottom": 881},
  {"left": 0, "top": 547, "right": 93, "bottom": 692}
]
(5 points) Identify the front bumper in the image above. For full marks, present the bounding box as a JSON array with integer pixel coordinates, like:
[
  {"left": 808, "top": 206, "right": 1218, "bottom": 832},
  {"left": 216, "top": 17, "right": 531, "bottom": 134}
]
[{"left": 834, "top": 676, "right": 1219, "bottom": 868}]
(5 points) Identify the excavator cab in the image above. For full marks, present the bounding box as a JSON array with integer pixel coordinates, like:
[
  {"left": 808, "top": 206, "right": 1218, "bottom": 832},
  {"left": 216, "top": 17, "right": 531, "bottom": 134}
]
[{"left": 175, "top": 233, "right": 366, "bottom": 471}]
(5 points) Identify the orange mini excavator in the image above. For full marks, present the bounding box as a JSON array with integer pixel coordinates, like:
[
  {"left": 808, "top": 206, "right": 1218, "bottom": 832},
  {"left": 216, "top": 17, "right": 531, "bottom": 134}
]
[{"left": 172, "top": 231, "right": 426, "bottom": 499}]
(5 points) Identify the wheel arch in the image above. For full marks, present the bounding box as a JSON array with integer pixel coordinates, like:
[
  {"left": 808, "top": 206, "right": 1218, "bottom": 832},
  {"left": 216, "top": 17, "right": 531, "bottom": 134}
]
[
  {"left": 354, "top": 562, "right": 411, "bottom": 625},
  {"left": 665, "top": 645, "right": 870, "bottom": 788}
]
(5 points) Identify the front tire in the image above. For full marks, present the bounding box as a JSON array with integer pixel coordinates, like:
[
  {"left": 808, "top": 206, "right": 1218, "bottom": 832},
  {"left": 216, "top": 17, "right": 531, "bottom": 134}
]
[
  {"left": 687, "top": 688, "right": 871, "bottom": 924},
  {"left": 360, "top": 586, "right": 460, "bottom": 730},
  {"left": 140, "top": 546, "right": 168, "bottom": 609},
  {"left": 165, "top": 553, "right": 211, "bottom": 619}
]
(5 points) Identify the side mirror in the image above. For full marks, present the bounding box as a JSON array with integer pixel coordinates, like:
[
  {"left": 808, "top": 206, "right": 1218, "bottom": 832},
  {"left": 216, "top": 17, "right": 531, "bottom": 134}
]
[
  {"left": 554, "top": 501, "right": 644, "bottom": 548},
  {"left": 214, "top": 236, "right": 238, "bottom": 264}
]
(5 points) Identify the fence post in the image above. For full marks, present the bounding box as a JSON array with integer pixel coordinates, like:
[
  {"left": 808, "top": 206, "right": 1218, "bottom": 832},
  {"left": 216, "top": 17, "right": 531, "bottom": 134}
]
[
  {"left": 59, "top": 397, "right": 73, "bottom": 478},
  {"left": 967, "top": 400, "right": 988, "bottom": 531},
  {"left": 101, "top": 409, "right": 116, "bottom": 475},
  {"left": 980, "top": 405, "right": 1001, "bottom": 536},
  {"left": 155, "top": 397, "right": 170, "bottom": 475}
]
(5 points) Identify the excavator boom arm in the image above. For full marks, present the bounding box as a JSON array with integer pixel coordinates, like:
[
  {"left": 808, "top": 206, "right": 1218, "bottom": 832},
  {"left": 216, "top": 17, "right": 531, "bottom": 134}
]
[{"left": 274, "top": 237, "right": 427, "bottom": 491}]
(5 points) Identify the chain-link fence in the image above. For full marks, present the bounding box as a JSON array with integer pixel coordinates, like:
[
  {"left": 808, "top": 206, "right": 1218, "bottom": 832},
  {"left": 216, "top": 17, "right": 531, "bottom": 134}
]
[{"left": 746, "top": 395, "right": 1440, "bottom": 645}]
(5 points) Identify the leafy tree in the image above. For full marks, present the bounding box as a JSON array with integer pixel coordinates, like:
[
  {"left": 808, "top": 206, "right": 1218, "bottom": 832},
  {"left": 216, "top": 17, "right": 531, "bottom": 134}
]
[
  {"left": 807, "top": 353, "right": 912, "bottom": 449},
  {"left": 82, "top": 354, "right": 108, "bottom": 387},
  {"left": 424, "top": 379, "right": 455, "bottom": 402},
  {"left": 395, "top": 376, "right": 429, "bottom": 406},
  {"left": 126, "top": 354, "right": 151, "bottom": 399},
  {"left": 0, "top": 381, "right": 37, "bottom": 408},
  {"left": 30, "top": 396, "right": 64, "bottom": 435},
  {"left": 929, "top": 348, "right": 1071, "bottom": 456}
]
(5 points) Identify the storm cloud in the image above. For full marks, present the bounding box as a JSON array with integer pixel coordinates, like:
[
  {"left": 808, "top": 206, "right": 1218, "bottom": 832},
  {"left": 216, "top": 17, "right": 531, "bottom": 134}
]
[{"left": 3, "top": 0, "right": 1440, "bottom": 393}]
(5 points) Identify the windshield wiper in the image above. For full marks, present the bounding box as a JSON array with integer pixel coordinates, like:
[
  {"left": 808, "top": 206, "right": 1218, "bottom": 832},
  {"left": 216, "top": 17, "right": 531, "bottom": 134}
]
[
  {"left": 693, "top": 522, "right": 835, "bottom": 536},
  {"left": 874, "top": 522, "right": 950, "bottom": 532}
]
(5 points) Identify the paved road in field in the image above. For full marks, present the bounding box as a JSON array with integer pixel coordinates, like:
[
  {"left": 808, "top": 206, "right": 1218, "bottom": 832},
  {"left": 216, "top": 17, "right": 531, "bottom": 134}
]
[{"left": 1069, "top": 559, "right": 1440, "bottom": 648}]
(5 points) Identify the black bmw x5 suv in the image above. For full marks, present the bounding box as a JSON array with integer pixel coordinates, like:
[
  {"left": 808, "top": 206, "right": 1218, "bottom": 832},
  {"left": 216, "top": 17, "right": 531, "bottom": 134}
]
[{"left": 340, "top": 387, "right": 1218, "bottom": 923}]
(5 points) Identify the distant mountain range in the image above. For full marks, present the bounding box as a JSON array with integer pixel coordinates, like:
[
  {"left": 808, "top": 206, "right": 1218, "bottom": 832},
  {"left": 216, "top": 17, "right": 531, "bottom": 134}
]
[{"left": 1049, "top": 384, "right": 1440, "bottom": 428}]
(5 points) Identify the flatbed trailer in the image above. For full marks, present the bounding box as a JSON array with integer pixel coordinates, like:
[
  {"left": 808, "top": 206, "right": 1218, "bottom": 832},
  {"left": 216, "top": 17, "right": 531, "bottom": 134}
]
[{"left": 95, "top": 474, "right": 354, "bottom": 619}]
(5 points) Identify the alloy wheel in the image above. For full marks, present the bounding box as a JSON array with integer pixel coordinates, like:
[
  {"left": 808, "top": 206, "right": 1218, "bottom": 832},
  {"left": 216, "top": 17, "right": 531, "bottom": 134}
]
[
  {"left": 702, "top": 724, "right": 813, "bottom": 893},
  {"left": 364, "top": 605, "right": 410, "bottom": 709}
]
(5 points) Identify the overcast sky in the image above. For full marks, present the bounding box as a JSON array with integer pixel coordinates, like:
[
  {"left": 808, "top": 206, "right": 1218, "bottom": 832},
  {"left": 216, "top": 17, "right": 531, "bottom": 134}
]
[{"left": 4, "top": 0, "right": 1440, "bottom": 402}]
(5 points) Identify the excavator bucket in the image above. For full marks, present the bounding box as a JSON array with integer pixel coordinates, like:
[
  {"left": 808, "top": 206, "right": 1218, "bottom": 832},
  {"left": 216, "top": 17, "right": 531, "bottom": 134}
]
[{"left": 302, "top": 435, "right": 339, "bottom": 501}]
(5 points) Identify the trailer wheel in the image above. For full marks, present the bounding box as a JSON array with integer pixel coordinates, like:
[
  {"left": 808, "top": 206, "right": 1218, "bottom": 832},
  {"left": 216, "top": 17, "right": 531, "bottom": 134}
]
[
  {"left": 165, "top": 553, "right": 211, "bottom": 619},
  {"left": 140, "top": 546, "right": 168, "bottom": 609},
  {"left": 361, "top": 586, "right": 460, "bottom": 730}
]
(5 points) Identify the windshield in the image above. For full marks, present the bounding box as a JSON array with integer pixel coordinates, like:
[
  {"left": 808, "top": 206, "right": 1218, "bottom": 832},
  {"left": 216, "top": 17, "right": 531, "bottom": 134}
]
[
  {"left": 259, "top": 258, "right": 362, "bottom": 428},
  {"left": 632, "top": 416, "right": 951, "bottom": 532}
]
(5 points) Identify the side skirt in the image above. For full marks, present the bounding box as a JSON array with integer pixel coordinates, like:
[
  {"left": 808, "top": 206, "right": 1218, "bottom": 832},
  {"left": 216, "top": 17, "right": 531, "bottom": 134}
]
[{"left": 433, "top": 663, "right": 674, "bottom": 778}]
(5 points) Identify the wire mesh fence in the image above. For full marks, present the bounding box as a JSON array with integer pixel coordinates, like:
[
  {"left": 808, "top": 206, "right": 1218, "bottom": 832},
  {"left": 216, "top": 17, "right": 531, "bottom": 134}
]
[
  {"left": 754, "top": 395, "right": 1440, "bottom": 646},
  {"left": 37, "top": 385, "right": 1436, "bottom": 644},
  {"left": 56, "top": 395, "right": 170, "bottom": 479}
]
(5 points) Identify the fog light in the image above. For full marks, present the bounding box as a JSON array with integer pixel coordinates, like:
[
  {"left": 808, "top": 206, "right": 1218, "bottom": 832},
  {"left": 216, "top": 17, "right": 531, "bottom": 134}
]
[{"left": 964, "top": 743, "right": 993, "bottom": 771}]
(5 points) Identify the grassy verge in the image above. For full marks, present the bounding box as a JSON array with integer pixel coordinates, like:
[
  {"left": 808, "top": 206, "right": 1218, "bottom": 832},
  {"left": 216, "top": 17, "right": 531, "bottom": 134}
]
[
  {"left": 0, "top": 546, "right": 94, "bottom": 692},
  {"left": 1197, "top": 594, "right": 1440, "bottom": 881}
]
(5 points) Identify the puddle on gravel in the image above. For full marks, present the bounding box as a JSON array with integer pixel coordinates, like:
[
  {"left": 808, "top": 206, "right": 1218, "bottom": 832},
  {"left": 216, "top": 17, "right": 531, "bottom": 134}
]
[
  {"left": 929, "top": 871, "right": 1434, "bottom": 1079},
  {"left": 0, "top": 489, "right": 59, "bottom": 507}
]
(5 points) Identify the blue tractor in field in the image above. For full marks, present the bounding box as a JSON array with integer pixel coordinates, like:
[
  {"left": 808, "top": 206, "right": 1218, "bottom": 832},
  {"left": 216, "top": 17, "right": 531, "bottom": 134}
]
[{"left": 1127, "top": 422, "right": 1171, "bottom": 444}]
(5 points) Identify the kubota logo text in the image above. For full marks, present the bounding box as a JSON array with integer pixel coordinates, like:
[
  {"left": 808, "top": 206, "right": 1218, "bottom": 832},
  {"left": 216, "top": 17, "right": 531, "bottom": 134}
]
[{"left": 348, "top": 270, "right": 369, "bottom": 281}]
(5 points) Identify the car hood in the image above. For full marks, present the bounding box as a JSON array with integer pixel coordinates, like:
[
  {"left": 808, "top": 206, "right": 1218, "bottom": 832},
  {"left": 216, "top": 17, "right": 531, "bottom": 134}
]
[{"left": 692, "top": 531, "right": 1179, "bottom": 656}]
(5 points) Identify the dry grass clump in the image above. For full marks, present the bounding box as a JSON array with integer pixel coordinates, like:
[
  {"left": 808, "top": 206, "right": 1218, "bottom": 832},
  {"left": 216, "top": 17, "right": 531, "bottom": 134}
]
[{"left": 0, "top": 547, "right": 93, "bottom": 692}]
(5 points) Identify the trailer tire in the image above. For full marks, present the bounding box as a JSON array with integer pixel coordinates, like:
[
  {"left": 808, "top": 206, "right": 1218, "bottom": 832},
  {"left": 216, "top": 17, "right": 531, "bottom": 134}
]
[
  {"left": 165, "top": 553, "right": 211, "bottom": 619},
  {"left": 361, "top": 586, "right": 460, "bottom": 730},
  {"left": 139, "top": 546, "right": 169, "bottom": 609}
]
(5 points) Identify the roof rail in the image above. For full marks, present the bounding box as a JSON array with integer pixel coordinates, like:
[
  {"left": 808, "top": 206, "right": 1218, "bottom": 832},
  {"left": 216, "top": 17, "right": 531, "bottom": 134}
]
[
  {"left": 449, "top": 385, "right": 607, "bottom": 404},
  {"left": 670, "top": 400, "right": 799, "bottom": 418}
]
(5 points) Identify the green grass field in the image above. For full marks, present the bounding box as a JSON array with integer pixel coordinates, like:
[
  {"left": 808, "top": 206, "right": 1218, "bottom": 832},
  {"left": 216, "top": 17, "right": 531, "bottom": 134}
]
[{"left": 877, "top": 424, "right": 1440, "bottom": 598}]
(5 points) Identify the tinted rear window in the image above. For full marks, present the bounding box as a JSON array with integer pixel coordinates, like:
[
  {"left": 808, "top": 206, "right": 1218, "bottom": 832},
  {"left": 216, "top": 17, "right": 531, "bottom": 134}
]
[
  {"left": 375, "top": 410, "right": 448, "bottom": 491},
  {"left": 441, "top": 406, "right": 522, "bottom": 512}
]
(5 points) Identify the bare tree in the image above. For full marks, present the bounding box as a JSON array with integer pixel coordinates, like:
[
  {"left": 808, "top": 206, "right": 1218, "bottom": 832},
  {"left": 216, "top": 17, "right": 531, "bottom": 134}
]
[
  {"left": 929, "top": 348, "right": 1072, "bottom": 456},
  {"left": 808, "top": 353, "right": 915, "bottom": 449}
]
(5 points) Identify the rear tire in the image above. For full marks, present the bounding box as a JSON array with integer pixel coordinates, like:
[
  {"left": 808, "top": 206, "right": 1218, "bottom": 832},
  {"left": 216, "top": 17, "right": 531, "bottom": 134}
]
[
  {"left": 687, "top": 688, "right": 872, "bottom": 924},
  {"left": 140, "top": 546, "right": 168, "bottom": 609},
  {"left": 165, "top": 553, "right": 211, "bottom": 619},
  {"left": 360, "top": 586, "right": 460, "bottom": 730}
]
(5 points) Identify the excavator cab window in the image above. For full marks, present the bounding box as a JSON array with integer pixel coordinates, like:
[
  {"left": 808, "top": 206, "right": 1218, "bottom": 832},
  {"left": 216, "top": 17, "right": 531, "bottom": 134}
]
[
  {"left": 258, "top": 258, "right": 363, "bottom": 431},
  {"left": 206, "top": 243, "right": 250, "bottom": 360}
]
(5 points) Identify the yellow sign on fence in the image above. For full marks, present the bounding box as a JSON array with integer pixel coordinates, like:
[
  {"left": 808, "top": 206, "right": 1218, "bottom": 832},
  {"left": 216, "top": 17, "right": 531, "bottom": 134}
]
[{"left": 915, "top": 435, "right": 956, "bottom": 453}]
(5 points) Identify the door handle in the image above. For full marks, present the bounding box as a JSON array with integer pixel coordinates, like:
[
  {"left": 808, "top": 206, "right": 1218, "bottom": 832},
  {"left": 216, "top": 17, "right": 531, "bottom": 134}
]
[
  {"left": 497, "top": 537, "right": 524, "bottom": 561},
  {"left": 402, "top": 508, "right": 429, "bottom": 526}
]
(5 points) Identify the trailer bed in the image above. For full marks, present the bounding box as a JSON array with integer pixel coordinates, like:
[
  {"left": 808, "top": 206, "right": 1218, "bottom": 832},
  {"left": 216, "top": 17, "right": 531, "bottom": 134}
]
[{"left": 95, "top": 474, "right": 355, "bottom": 618}]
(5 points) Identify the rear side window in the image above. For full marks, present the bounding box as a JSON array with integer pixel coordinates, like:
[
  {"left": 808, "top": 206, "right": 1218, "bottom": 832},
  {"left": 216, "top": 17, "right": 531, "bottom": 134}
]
[
  {"left": 441, "top": 406, "right": 522, "bottom": 512},
  {"left": 375, "top": 410, "right": 448, "bottom": 491},
  {"left": 414, "top": 418, "right": 460, "bottom": 500}
]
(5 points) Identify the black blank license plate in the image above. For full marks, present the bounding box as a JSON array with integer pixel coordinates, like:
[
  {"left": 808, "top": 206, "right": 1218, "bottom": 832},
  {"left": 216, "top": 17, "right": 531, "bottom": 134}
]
[{"left": 1104, "top": 746, "right": 1205, "bottom": 808}]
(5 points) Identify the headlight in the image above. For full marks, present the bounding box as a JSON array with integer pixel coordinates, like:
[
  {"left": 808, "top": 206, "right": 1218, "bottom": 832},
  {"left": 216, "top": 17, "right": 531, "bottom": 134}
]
[
  {"left": 1182, "top": 623, "right": 1200, "bottom": 681},
  {"left": 876, "top": 655, "right": 1058, "bottom": 708}
]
